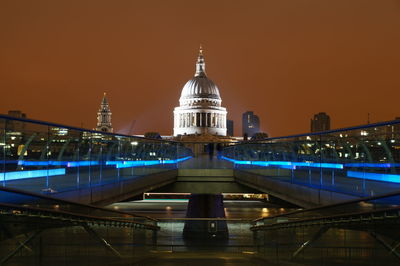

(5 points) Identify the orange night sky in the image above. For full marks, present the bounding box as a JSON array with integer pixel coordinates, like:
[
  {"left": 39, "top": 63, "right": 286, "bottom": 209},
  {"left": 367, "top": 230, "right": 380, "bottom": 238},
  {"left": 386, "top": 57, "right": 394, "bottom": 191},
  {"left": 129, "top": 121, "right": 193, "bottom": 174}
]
[{"left": 1, "top": 0, "right": 400, "bottom": 137}]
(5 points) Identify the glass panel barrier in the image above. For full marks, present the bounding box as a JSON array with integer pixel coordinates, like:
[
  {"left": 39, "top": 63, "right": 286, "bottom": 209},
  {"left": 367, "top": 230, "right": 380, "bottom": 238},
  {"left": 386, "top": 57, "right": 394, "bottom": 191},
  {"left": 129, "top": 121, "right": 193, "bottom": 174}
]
[
  {"left": 222, "top": 120, "right": 400, "bottom": 198},
  {"left": 47, "top": 126, "right": 80, "bottom": 192},
  {"left": 0, "top": 186, "right": 157, "bottom": 225},
  {"left": 4, "top": 122, "right": 50, "bottom": 192},
  {"left": 0, "top": 115, "right": 192, "bottom": 195}
]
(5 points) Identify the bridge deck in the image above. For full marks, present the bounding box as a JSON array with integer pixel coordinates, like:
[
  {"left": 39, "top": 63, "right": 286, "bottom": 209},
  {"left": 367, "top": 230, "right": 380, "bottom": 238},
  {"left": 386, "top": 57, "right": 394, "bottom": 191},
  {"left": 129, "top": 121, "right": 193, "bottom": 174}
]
[{"left": 178, "top": 155, "right": 233, "bottom": 169}]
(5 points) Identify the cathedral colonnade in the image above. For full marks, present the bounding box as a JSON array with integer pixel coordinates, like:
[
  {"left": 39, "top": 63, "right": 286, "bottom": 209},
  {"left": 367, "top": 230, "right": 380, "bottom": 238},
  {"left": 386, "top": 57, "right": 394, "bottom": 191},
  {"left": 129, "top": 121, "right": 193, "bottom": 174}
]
[{"left": 174, "top": 112, "right": 226, "bottom": 129}]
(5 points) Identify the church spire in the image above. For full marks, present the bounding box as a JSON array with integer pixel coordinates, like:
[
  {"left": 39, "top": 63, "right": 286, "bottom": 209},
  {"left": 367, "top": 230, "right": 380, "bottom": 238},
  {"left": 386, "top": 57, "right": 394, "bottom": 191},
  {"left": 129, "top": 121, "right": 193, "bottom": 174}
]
[
  {"left": 195, "top": 45, "right": 206, "bottom": 77},
  {"left": 96, "top": 93, "right": 113, "bottom": 133},
  {"left": 101, "top": 92, "right": 108, "bottom": 105}
]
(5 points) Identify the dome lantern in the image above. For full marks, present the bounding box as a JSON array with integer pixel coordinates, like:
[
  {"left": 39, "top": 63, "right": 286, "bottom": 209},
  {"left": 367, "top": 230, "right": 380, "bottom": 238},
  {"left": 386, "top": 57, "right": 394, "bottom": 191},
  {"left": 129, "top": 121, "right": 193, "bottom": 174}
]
[{"left": 195, "top": 45, "right": 206, "bottom": 77}]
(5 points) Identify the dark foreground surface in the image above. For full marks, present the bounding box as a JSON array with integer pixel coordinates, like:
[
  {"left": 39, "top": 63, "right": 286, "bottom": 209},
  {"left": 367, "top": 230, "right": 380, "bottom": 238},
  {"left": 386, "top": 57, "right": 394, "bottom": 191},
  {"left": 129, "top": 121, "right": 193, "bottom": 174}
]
[
  {"left": 127, "top": 252, "right": 269, "bottom": 266},
  {"left": 2, "top": 199, "right": 400, "bottom": 265}
]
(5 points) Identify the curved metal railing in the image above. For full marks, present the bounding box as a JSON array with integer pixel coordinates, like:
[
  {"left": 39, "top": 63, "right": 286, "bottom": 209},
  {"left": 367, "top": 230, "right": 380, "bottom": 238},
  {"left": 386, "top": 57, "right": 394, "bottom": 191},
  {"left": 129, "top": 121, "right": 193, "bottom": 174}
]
[
  {"left": 222, "top": 119, "right": 400, "bottom": 197},
  {"left": 0, "top": 115, "right": 192, "bottom": 193}
]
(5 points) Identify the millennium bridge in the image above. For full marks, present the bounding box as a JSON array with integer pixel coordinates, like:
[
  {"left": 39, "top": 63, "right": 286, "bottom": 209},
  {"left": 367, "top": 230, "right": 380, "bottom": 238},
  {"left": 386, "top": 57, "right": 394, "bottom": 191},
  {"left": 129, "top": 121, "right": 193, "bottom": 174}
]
[{"left": 1, "top": 115, "right": 400, "bottom": 265}]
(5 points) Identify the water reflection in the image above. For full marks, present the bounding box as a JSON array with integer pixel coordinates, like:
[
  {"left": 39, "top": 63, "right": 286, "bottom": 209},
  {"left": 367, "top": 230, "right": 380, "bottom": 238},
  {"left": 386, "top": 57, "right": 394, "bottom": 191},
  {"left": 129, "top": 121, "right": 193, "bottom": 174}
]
[{"left": 107, "top": 200, "right": 296, "bottom": 219}]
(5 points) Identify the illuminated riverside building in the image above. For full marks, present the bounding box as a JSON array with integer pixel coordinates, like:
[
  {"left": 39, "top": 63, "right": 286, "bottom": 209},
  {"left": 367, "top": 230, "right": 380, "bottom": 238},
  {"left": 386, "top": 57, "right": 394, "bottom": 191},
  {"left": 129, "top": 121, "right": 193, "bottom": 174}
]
[{"left": 173, "top": 46, "right": 227, "bottom": 136}]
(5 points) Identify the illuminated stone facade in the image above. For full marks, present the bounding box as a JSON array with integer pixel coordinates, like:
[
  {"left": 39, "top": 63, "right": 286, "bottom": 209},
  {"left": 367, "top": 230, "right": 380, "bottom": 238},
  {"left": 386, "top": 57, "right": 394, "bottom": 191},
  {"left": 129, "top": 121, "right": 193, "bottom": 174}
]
[
  {"left": 173, "top": 47, "right": 227, "bottom": 136},
  {"left": 96, "top": 93, "right": 113, "bottom": 133}
]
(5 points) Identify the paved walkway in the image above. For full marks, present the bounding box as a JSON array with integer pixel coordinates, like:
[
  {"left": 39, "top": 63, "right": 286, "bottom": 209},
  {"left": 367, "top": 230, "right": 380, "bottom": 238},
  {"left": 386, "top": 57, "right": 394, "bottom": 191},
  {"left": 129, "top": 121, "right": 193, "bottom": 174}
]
[
  {"left": 132, "top": 252, "right": 267, "bottom": 266},
  {"left": 179, "top": 155, "right": 233, "bottom": 169}
]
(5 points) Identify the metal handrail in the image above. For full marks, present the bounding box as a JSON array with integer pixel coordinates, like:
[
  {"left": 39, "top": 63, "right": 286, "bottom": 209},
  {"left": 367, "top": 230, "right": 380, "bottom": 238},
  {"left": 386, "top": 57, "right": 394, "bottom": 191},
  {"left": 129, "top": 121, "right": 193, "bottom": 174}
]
[
  {"left": 233, "top": 119, "right": 400, "bottom": 143},
  {"left": 251, "top": 206, "right": 400, "bottom": 231},
  {"left": 156, "top": 217, "right": 252, "bottom": 221},
  {"left": 253, "top": 189, "right": 400, "bottom": 223},
  {"left": 0, "top": 114, "right": 179, "bottom": 143},
  {"left": 0, "top": 202, "right": 160, "bottom": 231},
  {"left": 0, "top": 186, "right": 158, "bottom": 222}
]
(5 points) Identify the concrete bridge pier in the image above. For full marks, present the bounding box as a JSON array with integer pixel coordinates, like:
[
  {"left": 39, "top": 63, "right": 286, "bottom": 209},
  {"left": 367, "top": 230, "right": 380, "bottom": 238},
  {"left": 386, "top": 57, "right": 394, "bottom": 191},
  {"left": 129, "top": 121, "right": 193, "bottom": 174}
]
[{"left": 183, "top": 194, "right": 229, "bottom": 240}]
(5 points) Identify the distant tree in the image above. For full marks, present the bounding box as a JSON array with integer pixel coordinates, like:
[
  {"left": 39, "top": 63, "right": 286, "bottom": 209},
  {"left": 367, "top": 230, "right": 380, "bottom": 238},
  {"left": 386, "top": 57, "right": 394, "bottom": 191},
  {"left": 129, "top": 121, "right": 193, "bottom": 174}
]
[
  {"left": 144, "top": 132, "right": 162, "bottom": 139},
  {"left": 251, "top": 132, "right": 269, "bottom": 141}
]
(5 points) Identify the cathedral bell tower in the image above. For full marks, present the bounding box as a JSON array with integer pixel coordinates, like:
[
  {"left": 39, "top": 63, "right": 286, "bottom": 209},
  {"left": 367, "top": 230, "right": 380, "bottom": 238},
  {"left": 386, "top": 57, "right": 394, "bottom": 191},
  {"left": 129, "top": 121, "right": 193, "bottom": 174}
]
[{"left": 96, "top": 93, "right": 113, "bottom": 132}]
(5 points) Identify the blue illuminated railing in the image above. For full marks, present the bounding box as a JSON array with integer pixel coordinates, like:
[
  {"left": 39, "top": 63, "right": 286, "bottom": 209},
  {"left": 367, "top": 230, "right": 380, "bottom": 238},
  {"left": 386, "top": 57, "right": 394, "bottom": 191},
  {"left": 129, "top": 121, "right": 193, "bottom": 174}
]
[
  {"left": 0, "top": 115, "right": 192, "bottom": 193},
  {"left": 222, "top": 119, "right": 400, "bottom": 196}
]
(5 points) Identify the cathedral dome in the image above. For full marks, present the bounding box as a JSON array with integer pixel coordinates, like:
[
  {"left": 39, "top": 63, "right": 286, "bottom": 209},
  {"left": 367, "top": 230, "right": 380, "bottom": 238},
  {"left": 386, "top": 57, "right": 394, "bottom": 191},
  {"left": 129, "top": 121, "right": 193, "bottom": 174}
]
[
  {"left": 180, "top": 76, "right": 221, "bottom": 100},
  {"left": 179, "top": 46, "right": 222, "bottom": 107}
]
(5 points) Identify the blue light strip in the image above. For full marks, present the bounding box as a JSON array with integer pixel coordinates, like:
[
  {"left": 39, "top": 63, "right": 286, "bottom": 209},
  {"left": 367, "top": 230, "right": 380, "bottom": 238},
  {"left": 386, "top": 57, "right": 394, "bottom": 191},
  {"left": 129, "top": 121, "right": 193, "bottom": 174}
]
[
  {"left": 114, "top": 161, "right": 157, "bottom": 168},
  {"left": 222, "top": 157, "right": 251, "bottom": 164},
  {"left": 293, "top": 162, "right": 343, "bottom": 169},
  {"left": 4, "top": 160, "right": 19, "bottom": 164},
  {"left": 347, "top": 171, "right": 400, "bottom": 183},
  {"left": 345, "top": 163, "right": 400, "bottom": 168},
  {"left": 1, "top": 157, "right": 192, "bottom": 181},
  {"left": 176, "top": 156, "right": 192, "bottom": 163},
  {"left": 18, "top": 160, "right": 50, "bottom": 166},
  {"left": 18, "top": 159, "right": 399, "bottom": 170},
  {"left": 251, "top": 161, "right": 295, "bottom": 169},
  {"left": 2, "top": 168, "right": 66, "bottom": 181},
  {"left": 221, "top": 156, "right": 343, "bottom": 169},
  {"left": 15, "top": 156, "right": 193, "bottom": 170},
  {"left": 222, "top": 156, "right": 400, "bottom": 183},
  {"left": 113, "top": 156, "right": 192, "bottom": 169},
  {"left": 18, "top": 160, "right": 99, "bottom": 167},
  {"left": 223, "top": 157, "right": 400, "bottom": 170},
  {"left": 67, "top": 161, "right": 99, "bottom": 167}
]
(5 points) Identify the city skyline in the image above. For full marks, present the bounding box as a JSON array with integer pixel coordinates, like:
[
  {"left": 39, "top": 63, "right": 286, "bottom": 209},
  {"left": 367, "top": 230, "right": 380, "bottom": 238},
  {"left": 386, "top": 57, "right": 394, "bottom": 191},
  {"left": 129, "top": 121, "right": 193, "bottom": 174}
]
[{"left": 1, "top": 1, "right": 400, "bottom": 137}]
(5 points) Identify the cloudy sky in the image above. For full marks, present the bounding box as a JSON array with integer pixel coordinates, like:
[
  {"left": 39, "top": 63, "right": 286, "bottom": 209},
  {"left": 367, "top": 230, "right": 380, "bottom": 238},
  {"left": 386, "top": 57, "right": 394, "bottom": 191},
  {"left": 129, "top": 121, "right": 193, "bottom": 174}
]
[{"left": 1, "top": 0, "right": 400, "bottom": 136}]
